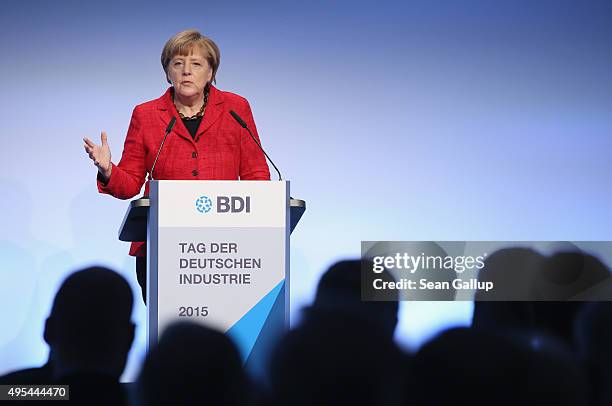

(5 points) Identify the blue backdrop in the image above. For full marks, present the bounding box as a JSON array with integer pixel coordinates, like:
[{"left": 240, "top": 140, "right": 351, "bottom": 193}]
[{"left": 1, "top": 0, "right": 611, "bottom": 381}]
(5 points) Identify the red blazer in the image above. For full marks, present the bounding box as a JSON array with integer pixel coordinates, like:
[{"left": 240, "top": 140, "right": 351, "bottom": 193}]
[{"left": 98, "top": 86, "right": 270, "bottom": 256}]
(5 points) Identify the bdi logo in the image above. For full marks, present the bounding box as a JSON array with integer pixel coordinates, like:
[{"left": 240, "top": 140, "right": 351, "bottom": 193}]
[
  {"left": 217, "top": 196, "right": 251, "bottom": 213},
  {"left": 195, "top": 195, "right": 251, "bottom": 214},
  {"left": 195, "top": 196, "right": 213, "bottom": 213}
]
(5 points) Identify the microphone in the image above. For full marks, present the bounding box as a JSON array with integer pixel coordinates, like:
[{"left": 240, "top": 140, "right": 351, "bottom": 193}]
[
  {"left": 230, "top": 110, "right": 282, "bottom": 181},
  {"left": 150, "top": 117, "right": 176, "bottom": 181}
]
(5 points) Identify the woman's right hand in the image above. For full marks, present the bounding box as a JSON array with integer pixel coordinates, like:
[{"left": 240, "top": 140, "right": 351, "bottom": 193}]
[{"left": 84, "top": 132, "right": 112, "bottom": 180}]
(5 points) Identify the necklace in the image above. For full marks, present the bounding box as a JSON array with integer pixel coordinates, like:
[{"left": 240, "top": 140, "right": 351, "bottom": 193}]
[{"left": 174, "top": 87, "right": 209, "bottom": 121}]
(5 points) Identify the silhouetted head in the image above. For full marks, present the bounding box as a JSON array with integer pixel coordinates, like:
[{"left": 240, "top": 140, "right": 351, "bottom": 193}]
[
  {"left": 309, "top": 259, "right": 399, "bottom": 338},
  {"left": 574, "top": 302, "right": 612, "bottom": 406},
  {"left": 475, "top": 247, "right": 545, "bottom": 301},
  {"left": 43, "top": 266, "right": 134, "bottom": 380},
  {"left": 534, "top": 252, "right": 611, "bottom": 301},
  {"left": 270, "top": 313, "right": 406, "bottom": 406},
  {"left": 363, "top": 241, "right": 458, "bottom": 301},
  {"left": 414, "top": 327, "right": 587, "bottom": 406},
  {"left": 575, "top": 302, "right": 612, "bottom": 365},
  {"left": 137, "top": 321, "right": 247, "bottom": 406},
  {"left": 530, "top": 252, "right": 611, "bottom": 348},
  {"left": 473, "top": 248, "right": 545, "bottom": 333}
]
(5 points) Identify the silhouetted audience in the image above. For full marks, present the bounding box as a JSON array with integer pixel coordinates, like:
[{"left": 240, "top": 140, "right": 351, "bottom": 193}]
[
  {"left": 535, "top": 252, "right": 611, "bottom": 301},
  {"left": 46, "top": 266, "right": 134, "bottom": 404},
  {"left": 364, "top": 241, "right": 458, "bottom": 301},
  {"left": 4, "top": 251, "right": 612, "bottom": 405},
  {"left": 0, "top": 266, "right": 134, "bottom": 406},
  {"left": 529, "top": 252, "right": 611, "bottom": 349},
  {"left": 269, "top": 312, "right": 406, "bottom": 406},
  {"left": 136, "top": 321, "right": 247, "bottom": 406},
  {"left": 304, "top": 259, "right": 399, "bottom": 339},
  {"left": 473, "top": 248, "right": 543, "bottom": 335},
  {"left": 474, "top": 249, "right": 612, "bottom": 350},
  {"left": 414, "top": 327, "right": 588, "bottom": 406},
  {"left": 574, "top": 302, "right": 612, "bottom": 406}
]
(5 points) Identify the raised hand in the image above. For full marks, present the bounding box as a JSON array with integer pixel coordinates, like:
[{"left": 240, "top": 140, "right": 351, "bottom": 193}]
[{"left": 84, "top": 132, "right": 112, "bottom": 180}]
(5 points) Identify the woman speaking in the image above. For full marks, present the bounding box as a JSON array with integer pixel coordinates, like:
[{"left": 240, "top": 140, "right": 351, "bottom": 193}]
[{"left": 83, "top": 30, "right": 270, "bottom": 302}]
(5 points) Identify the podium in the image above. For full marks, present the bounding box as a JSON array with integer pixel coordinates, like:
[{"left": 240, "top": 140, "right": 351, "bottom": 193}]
[{"left": 118, "top": 180, "right": 305, "bottom": 378}]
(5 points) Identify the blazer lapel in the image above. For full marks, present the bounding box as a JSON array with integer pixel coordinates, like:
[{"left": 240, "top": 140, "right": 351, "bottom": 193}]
[{"left": 195, "top": 85, "right": 224, "bottom": 141}]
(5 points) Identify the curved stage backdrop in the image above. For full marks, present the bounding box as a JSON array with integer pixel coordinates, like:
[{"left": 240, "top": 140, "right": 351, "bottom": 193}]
[{"left": 1, "top": 0, "right": 611, "bottom": 381}]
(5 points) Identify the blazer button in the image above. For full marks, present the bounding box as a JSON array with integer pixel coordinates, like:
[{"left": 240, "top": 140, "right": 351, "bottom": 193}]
[
  {"left": 192, "top": 170, "right": 198, "bottom": 176},
  {"left": 192, "top": 152, "right": 198, "bottom": 158}
]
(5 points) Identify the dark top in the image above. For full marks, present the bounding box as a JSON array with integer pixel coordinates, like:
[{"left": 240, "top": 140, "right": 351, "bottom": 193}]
[
  {"left": 0, "top": 361, "right": 54, "bottom": 384},
  {"left": 182, "top": 117, "right": 203, "bottom": 139}
]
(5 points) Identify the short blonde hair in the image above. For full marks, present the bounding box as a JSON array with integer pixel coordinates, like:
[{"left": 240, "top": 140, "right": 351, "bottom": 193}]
[{"left": 161, "top": 29, "right": 221, "bottom": 84}]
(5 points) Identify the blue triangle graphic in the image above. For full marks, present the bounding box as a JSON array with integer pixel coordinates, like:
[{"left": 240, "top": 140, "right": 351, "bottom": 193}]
[
  {"left": 226, "top": 280, "right": 284, "bottom": 362},
  {"left": 244, "top": 283, "right": 286, "bottom": 383}
]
